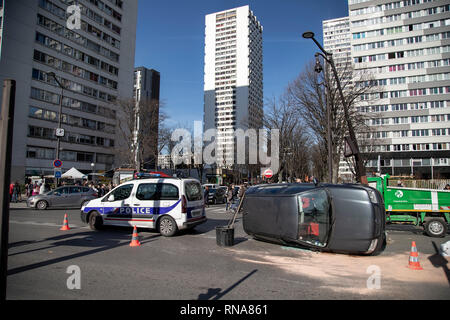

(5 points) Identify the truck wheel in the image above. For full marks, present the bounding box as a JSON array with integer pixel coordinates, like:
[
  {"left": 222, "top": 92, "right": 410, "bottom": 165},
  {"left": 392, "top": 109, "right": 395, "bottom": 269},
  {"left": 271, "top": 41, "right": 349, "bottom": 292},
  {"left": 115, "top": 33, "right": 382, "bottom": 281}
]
[{"left": 424, "top": 218, "right": 447, "bottom": 238}]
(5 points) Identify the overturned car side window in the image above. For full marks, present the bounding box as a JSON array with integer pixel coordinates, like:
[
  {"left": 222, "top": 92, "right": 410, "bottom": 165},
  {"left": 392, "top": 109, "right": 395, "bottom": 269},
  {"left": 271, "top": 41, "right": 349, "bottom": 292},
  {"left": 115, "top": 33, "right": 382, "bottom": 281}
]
[{"left": 297, "top": 189, "right": 330, "bottom": 248}]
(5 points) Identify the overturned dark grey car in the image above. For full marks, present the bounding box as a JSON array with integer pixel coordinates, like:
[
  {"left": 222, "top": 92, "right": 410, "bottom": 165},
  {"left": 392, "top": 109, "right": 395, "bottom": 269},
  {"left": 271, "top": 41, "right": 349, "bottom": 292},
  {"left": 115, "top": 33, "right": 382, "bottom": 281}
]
[{"left": 242, "top": 183, "right": 386, "bottom": 255}]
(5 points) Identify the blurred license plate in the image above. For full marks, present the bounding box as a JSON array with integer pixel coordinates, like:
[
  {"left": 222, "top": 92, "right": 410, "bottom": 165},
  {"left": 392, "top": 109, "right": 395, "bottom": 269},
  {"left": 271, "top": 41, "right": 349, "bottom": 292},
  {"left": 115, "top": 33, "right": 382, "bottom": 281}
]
[{"left": 191, "top": 209, "right": 201, "bottom": 217}]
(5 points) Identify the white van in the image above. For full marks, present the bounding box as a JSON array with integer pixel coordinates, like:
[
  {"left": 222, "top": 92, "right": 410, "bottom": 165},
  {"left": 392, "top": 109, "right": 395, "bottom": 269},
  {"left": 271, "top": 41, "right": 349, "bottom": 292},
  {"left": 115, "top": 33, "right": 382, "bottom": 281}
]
[
  {"left": 81, "top": 177, "right": 206, "bottom": 237},
  {"left": 202, "top": 184, "right": 219, "bottom": 189}
]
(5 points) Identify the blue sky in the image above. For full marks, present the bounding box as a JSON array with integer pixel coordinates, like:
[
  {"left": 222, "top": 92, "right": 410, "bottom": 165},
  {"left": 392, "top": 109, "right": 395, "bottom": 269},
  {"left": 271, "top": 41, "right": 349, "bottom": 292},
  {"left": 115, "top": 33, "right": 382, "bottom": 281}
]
[{"left": 134, "top": 0, "right": 349, "bottom": 127}]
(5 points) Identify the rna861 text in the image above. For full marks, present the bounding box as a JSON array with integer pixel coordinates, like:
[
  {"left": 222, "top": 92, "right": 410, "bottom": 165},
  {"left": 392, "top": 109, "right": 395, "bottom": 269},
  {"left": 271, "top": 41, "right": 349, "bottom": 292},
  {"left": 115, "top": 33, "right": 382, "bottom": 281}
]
[{"left": 224, "top": 305, "right": 268, "bottom": 315}]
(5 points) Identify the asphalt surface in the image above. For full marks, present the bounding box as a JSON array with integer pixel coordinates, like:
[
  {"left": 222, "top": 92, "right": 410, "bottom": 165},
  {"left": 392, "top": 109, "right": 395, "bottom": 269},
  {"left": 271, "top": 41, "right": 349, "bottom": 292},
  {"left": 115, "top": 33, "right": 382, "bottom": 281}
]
[{"left": 5, "top": 202, "right": 450, "bottom": 300}]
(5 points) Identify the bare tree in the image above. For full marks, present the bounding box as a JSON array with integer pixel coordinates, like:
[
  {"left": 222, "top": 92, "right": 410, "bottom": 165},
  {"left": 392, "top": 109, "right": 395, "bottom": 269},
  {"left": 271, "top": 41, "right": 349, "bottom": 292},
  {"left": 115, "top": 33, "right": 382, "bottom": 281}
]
[
  {"left": 115, "top": 98, "right": 168, "bottom": 171},
  {"left": 264, "top": 94, "right": 311, "bottom": 182},
  {"left": 286, "top": 58, "right": 379, "bottom": 182}
]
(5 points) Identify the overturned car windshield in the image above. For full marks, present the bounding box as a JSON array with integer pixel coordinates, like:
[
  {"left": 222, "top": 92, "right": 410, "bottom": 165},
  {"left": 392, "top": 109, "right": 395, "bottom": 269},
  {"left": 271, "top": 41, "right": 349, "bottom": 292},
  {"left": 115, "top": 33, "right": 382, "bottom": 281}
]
[{"left": 297, "top": 189, "right": 331, "bottom": 248}]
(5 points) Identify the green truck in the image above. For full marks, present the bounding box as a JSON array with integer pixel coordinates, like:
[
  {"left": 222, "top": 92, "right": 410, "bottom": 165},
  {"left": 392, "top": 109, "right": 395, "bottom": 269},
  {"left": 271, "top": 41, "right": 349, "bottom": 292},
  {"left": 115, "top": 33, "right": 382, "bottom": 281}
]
[{"left": 367, "top": 175, "right": 450, "bottom": 238}]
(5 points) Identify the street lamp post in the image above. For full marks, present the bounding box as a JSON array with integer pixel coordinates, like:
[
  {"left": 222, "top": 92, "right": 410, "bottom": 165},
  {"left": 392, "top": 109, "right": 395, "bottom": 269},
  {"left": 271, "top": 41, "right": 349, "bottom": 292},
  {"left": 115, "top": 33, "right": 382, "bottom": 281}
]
[
  {"left": 91, "top": 162, "right": 95, "bottom": 183},
  {"left": 47, "top": 72, "right": 64, "bottom": 186},
  {"left": 302, "top": 31, "right": 368, "bottom": 185}
]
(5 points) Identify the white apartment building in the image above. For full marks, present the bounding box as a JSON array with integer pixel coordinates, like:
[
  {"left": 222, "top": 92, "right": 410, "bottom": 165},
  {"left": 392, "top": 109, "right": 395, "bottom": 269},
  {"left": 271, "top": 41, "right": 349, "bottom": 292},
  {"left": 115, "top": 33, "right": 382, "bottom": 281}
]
[
  {"left": 347, "top": 0, "right": 450, "bottom": 179},
  {"left": 0, "top": 0, "right": 138, "bottom": 182},
  {"left": 204, "top": 5, "right": 263, "bottom": 169},
  {"left": 323, "top": 16, "right": 355, "bottom": 182},
  {"left": 323, "top": 16, "right": 353, "bottom": 79}
]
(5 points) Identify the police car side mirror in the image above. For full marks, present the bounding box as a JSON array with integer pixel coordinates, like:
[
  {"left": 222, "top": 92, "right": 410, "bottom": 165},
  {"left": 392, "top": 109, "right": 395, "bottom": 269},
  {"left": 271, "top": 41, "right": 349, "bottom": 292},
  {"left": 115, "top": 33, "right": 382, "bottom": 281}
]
[{"left": 108, "top": 194, "right": 115, "bottom": 202}]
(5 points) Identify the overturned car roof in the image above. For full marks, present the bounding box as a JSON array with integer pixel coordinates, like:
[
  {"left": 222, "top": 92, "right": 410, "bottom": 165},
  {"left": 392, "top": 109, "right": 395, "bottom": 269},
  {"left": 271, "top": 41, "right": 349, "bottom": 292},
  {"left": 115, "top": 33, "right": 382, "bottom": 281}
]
[{"left": 245, "top": 183, "right": 316, "bottom": 196}]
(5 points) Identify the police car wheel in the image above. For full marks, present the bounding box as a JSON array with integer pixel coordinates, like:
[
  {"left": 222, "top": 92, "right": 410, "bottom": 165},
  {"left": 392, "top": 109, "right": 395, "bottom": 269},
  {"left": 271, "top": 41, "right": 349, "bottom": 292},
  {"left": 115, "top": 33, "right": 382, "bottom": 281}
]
[
  {"left": 88, "top": 212, "right": 103, "bottom": 231},
  {"left": 158, "top": 216, "right": 177, "bottom": 237}
]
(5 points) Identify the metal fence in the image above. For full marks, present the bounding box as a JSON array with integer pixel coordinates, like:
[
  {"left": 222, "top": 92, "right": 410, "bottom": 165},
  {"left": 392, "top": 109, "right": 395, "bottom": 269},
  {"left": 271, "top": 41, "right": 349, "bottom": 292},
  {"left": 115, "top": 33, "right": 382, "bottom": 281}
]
[{"left": 388, "top": 179, "right": 450, "bottom": 190}]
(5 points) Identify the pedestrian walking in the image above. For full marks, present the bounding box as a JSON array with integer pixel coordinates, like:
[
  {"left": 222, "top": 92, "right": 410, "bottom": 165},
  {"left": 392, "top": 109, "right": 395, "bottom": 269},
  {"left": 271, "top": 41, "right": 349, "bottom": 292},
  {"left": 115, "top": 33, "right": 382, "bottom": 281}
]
[
  {"left": 32, "top": 182, "right": 40, "bottom": 196},
  {"left": 226, "top": 186, "right": 233, "bottom": 211},
  {"left": 39, "top": 183, "right": 46, "bottom": 194},
  {"left": 97, "top": 184, "right": 105, "bottom": 197},
  {"left": 27, "top": 183, "right": 33, "bottom": 198},
  {"left": 238, "top": 184, "right": 246, "bottom": 199},
  {"left": 11, "top": 182, "right": 20, "bottom": 203},
  {"left": 9, "top": 182, "right": 14, "bottom": 202},
  {"left": 13, "top": 181, "right": 21, "bottom": 203}
]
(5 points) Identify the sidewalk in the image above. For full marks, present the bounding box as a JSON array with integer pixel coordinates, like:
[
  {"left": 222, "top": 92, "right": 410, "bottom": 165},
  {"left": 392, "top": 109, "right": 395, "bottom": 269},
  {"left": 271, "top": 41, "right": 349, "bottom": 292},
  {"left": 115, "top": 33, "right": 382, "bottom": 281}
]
[
  {"left": 9, "top": 194, "right": 29, "bottom": 209},
  {"left": 9, "top": 200, "right": 28, "bottom": 209}
]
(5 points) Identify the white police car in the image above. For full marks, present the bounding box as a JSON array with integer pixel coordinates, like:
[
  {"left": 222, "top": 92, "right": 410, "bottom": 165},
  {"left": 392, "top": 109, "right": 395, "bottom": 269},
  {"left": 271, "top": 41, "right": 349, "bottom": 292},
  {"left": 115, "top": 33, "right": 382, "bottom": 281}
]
[{"left": 81, "top": 175, "right": 206, "bottom": 237}]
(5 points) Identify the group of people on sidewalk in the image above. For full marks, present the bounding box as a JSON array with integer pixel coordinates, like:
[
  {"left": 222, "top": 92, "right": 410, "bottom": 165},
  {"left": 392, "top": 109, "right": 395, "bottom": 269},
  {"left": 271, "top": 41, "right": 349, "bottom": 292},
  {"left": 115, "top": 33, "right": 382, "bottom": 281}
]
[{"left": 9, "top": 179, "right": 118, "bottom": 203}]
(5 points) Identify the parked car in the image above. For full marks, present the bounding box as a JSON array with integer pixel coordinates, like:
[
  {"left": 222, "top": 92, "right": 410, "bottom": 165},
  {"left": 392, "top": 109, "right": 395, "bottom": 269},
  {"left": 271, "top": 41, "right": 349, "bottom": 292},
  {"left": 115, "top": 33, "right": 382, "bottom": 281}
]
[
  {"left": 27, "top": 186, "right": 98, "bottom": 210},
  {"left": 241, "top": 183, "right": 387, "bottom": 255},
  {"left": 207, "top": 187, "right": 226, "bottom": 205}
]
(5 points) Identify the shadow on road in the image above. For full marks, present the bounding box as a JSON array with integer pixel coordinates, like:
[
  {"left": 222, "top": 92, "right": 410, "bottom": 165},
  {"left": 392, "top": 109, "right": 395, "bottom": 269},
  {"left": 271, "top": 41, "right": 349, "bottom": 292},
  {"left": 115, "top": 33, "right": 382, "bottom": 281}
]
[
  {"left": 197, "top": 269, "right": 258, "bottom": 300},
  {"left": 7, "top": 226, "right": 158, "bottom": 276},
  {"left": 428, "top": 241, "right": 450, "bottom": 287},
  {"left": 185, "top": 216, "right": 238, "bottom": 235}
]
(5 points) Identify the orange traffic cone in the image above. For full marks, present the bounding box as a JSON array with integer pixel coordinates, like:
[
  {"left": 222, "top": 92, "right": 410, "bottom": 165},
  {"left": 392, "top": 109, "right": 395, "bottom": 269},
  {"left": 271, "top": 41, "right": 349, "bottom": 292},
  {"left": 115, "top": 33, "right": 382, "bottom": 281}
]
[
  {"left": 60, "top": 214, "right": 70, "bottom": 231},
  {"left": 407, "top": 241, "right": 423, "bottom": 270},
  {"left": 129, "top": 226, "right": 141, "bottom": 247}
]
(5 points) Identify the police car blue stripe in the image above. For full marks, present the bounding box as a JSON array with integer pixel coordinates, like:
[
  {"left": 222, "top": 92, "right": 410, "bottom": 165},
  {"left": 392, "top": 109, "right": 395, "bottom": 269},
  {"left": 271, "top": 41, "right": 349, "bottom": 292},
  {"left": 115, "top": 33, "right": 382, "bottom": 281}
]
[{"left": 83, "top": 199, "right": 182, "bottom": 216}]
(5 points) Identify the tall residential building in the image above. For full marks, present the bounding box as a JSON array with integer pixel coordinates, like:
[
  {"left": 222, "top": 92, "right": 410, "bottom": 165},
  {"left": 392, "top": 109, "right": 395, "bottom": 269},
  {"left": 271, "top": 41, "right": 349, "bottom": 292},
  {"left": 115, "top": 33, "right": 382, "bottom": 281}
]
[
  {"left": 0, "top": 0, "right": 138, "bottom": 181},
  {"left": 133, "top": 67, "right": 160, "bottom": 169},
  {"left": 323, "top": 16, "right": 354, "bottom": 182},
  {"left": 347, "top": 0, "right": 450, "bottom": 179},
  {"left": 134, "top": 67, "right": 160, "bottom": 103},
  {"left": 323, "top": 16, "right": 352, "bottom": 81},
  {"left": 204, "top": 5, "right": 263, "bottom": 171}
]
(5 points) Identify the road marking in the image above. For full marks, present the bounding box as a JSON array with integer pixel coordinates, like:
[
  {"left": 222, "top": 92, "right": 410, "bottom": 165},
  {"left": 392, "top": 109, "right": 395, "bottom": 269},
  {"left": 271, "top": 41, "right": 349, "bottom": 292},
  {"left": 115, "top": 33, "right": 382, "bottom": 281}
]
[{"left": 10, "top": 220, "right": 88, "bottom": 229}]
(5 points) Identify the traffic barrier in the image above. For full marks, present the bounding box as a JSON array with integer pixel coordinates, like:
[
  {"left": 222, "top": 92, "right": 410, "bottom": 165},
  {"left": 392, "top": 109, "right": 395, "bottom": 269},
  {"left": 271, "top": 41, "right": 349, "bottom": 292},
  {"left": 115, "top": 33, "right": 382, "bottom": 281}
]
[
  {"left": 60, "top": 214, "right": 70, "bottom": 231},
  {"left": 129, "top": 226, "right": 141, "bottom": 247},
  {"left": 407, "top": 241, "right": 423, "bottom": 270}
]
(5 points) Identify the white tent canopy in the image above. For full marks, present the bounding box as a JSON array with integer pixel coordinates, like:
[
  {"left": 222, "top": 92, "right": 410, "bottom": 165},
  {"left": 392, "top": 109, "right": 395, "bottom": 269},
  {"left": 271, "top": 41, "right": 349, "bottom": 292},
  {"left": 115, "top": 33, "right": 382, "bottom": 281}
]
[{"left": 61, "top": 167, "right": 88, "bottom": 179}]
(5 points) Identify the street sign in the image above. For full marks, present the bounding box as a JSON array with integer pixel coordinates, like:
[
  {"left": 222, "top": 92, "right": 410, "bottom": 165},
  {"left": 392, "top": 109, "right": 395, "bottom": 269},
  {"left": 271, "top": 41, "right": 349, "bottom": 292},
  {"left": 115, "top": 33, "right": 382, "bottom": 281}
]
[
  {"left": 53, "top": 159, "right": 63, "bottom": 168},
  {"left": 263, "top": 168, "right": 273, "bottom": 179},
  {"left": 54, "top": 168, "right": 62, "bottom": 178}
]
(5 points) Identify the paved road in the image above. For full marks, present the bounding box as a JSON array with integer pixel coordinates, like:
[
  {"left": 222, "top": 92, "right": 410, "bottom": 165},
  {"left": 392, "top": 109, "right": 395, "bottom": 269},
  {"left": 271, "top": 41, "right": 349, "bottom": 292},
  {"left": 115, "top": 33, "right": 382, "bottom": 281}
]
[{"left": 5, "top": 203, "right": 450, "bottom": 300}]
